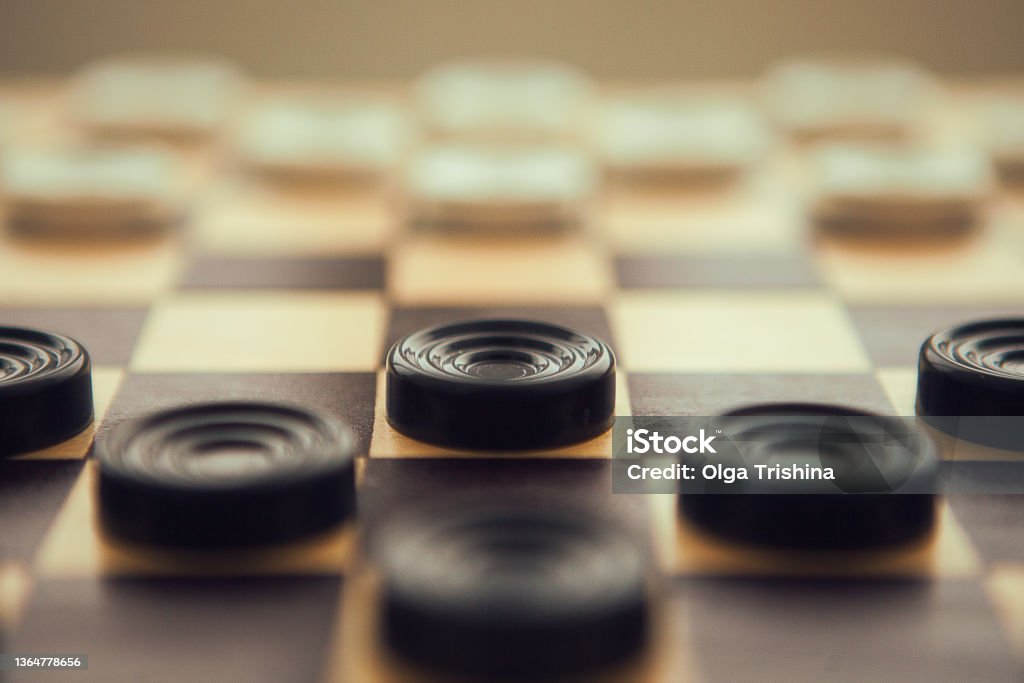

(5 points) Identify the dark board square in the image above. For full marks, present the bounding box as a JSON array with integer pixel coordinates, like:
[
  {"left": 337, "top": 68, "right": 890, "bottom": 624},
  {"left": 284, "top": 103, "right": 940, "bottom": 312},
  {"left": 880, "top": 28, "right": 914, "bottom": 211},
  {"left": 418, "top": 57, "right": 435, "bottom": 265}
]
[
  {"left": 948, "top": 493, "right": 1024, "bottom": 563},
  {"left": 848, "top": 305, "right": 1024, "bottom": 367},
  {"left": 615, "top": 254, "right": 820, "bottom": 289},
  {"left": 628, "top": 373, "right": 895, "bottom": 416},
  {"left": 100, "top": 373, "right": 376, "bottom": 453},
  {"left": 0, "top": 307, "right": 147, "bottom": 365},
  {"left": 11, "top": 576, "right": 342, "bottom": 683},
  {"left": 0, "top": 460, "right": 83, "bottom": 561},
  {"left": 386, "top": 306, "right": 615, "bottom": 364},
  {"left": 181, "top": 255, "right": 385, "bottom": 290},
  {"left": 359, "top": 458, "right": 650, "bottom": 552},
  {"left": 672, "top": 577, "right": 1018, "bottom": 682}
]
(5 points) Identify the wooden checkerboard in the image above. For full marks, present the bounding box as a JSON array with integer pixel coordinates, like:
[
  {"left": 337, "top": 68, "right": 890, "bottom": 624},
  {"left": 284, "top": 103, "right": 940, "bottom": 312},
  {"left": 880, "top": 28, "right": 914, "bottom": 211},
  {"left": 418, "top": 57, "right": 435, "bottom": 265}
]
[{"left": 1, "top": 79, "right": 1023, "bottom": 682}]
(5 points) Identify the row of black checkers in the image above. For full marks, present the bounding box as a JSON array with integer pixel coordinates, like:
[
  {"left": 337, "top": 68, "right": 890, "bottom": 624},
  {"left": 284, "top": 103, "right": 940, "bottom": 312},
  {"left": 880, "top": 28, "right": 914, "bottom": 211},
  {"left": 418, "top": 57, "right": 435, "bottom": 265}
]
[{"left": 0, "top": 317, "right": 1022, "bottom": 678}]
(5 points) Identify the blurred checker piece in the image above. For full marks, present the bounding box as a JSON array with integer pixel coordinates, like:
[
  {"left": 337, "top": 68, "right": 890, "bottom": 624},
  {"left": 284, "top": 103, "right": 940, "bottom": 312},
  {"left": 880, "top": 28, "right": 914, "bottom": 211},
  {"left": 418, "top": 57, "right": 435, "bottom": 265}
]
[
  {"left": 69, "top": 53, "right": 245, "bottom": 140},
  {"left": 414, "top": 58, "right": 593, "bottom": 143},
  {"left": 761, "top": 54, "right": 938, "bottom": 141},
  {"left": 232, "top": 94, "right": 411, "bottom": 182},
  {"left": 593, "top": 92, "right": 770, "bottom": 182},
  {"left": 97, "top": 402, "right": 358, "bottom": 548},
  {"left": 386, "top": 319, "right": 616, "bottom": 450},
  {"left": 975, "top": 93, "right": 1024, "bottom": 182},
  {"left": 401, "top": 143, "right": 597, "bottom": 231},
  {"left": 0, "top": 326, "right": 93, "bottom": 457},
  {"left": 809, "top": 144, "right": 993, "bottom": 236},
  {"left": 679, "top": 403, "right": 938, "bottom": 549},
  {"left": 0, "top": 145, "right": 185, "bottom": 237},
  {"left": 376, "top": 505, "right": 650, "bottom": 679}
]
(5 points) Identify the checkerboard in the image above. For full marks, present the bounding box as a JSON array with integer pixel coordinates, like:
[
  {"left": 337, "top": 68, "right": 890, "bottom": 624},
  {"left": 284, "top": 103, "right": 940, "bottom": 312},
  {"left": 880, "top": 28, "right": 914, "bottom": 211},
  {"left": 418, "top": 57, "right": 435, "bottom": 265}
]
[{"left": 1, "top": 79, "right": 1024, "bottom": 682}]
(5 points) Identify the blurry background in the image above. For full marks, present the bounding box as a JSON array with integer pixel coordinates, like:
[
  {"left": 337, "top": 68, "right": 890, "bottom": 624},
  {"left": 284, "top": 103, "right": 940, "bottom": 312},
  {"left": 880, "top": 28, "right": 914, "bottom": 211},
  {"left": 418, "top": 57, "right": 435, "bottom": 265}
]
[{"left": 1, "top": 0, "right": 1023, "bottom": 78}]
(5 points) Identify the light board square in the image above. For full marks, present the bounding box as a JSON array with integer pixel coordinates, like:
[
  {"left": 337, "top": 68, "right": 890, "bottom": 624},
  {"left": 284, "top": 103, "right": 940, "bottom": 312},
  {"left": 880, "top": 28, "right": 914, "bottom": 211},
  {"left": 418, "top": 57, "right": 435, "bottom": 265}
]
[
  {"left": 650, "top": 495, "right": 981, "bottom": 579},
  {"left": 601, "top": 185, "right": 802, "bottom": 255},
  {"left": 987, "top": 565, "right": 1024, "bottom": 661},
  {"left": 611, "top": 291, "right": 870, "bottom": 373},
  {"left": 818, "top": 225, "right": 1024, "bottom": 305},
  {"left": 389, "top": 235, "right": 611, "bottom": 305},
  {"left": 131, "top": 292, "right": 384, "bottom": 373},
  {"left": 0, "top": 236, "right": 181, "bottom": 305},
  {"left": 194, "top": 185, "right": 394, "bottom": 256}
]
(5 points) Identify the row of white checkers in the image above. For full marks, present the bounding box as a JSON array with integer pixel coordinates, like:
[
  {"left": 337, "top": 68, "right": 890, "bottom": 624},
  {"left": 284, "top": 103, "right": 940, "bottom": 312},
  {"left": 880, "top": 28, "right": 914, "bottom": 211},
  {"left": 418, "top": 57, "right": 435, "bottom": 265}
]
[{"left": 0, "top": 53, "right": 1020, "bottom": 236}]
